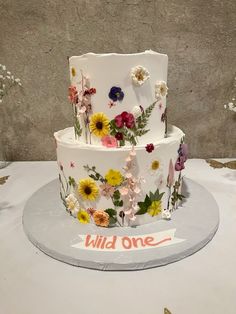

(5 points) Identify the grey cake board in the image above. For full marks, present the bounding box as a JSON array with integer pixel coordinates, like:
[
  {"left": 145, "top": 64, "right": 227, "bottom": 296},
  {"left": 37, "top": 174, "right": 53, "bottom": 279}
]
[{"left": 22, "top": 178, "right": 219, "bottom": 271}]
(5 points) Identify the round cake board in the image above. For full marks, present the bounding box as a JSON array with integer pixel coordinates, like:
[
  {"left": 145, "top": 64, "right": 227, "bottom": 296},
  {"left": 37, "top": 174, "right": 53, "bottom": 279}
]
[{"left": 22, "top": 178, "right": 219, "bottom": 271}]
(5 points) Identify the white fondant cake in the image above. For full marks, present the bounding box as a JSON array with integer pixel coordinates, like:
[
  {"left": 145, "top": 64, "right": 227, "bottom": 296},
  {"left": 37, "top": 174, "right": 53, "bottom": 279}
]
[{"left": 54, "top": 50, "right": 188, "bottom": 228}]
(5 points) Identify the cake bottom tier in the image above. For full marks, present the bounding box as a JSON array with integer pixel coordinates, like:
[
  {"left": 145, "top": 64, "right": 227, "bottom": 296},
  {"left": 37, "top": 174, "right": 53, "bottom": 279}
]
[{"left": 54, "top": 125, "right": 186, "bottom": 227}]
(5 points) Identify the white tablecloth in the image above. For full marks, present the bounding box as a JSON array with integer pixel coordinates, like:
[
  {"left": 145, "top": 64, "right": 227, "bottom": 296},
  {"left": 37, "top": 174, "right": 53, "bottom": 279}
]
[{"left": 0, "top": 160, "right": 235, "bottom": 314}]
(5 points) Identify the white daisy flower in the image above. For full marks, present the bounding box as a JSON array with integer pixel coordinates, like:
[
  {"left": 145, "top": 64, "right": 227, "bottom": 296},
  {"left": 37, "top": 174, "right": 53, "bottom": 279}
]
[
  {"left": 131, "top": 65, "right": 150, "bottom": 86},
  {"left": 155, "top": 80, "right": 168, "bottom": 99},
  {"left": 148, "top": 159, "right": 162, "bottom": 176}
]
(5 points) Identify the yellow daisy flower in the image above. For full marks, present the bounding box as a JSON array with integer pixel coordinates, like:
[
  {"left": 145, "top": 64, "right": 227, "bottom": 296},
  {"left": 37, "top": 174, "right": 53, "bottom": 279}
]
[
  {"left": 77, "top": 210, "right": 90, "bottom": 224},
  {"left": 71, "top": 67, "right": 76, "bottom": 77},
  {"left": 147, "top": 200, "right": 162, "bottom": 217},
  {"left": 89, "top": 112, "right": 110, "bottom": 138},
  {"left": 78, "top": 178, "right": 99, "bottom": 201},
  {"left": 105, "top": 169, "right": 123, "bottom": 186}
]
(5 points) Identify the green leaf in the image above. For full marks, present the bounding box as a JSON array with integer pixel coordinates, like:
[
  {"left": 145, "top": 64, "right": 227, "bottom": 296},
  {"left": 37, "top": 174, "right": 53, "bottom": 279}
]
[
  {"left": 118, "top": 200, "right": 123, "bottom": 207},
  {"left": 149, "top": 191, "right": 155, "bottom": 202},
  {"left": 144, "top": 194, "right": 152, "bottom": 207},
  {"left": 136, "top": 202, "right": 148, "bottom": 215},
  {"left": 89, "top": 174, "right": 97, "bottom": 181},
  {"left": 113, "top": 190, "right": 121, "bottom": 200},
  {"left": 68, "top": 176, "right": 76, "bottom": 187},
  {"left": 105, "top": 208, "right": 117, "bottom": 217},
  {"left": 109, "top": 216, "right": 117, "bottom": 226}
]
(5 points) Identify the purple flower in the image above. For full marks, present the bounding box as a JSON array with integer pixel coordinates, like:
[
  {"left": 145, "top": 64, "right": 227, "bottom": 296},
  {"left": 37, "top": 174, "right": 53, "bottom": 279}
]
[
  {"left": 175, "top": 143, "right": 188, "bottom": 171},
  {"left": 109, "top": 86, "right": 124, "bottom": 102},
  {"left": 175, "top": 156, "right": 185, "bottom": 171},
  {"left": 178, "top": 144, "right": 188, "bottom": 162}
]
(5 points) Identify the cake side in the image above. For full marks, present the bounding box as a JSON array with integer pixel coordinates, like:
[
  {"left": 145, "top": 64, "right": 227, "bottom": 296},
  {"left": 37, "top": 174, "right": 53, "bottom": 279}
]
[
  {"left": 54, "top": 125, "right": 187, "bottom": 227},
  {"left": 68, "top": 50, "right": 168, "bottom": 146}
]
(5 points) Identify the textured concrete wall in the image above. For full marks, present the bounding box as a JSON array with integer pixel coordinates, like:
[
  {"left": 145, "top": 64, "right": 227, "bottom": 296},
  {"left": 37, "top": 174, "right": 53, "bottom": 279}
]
[{"left": 0, "top": 0, "right": 235, "bottom": 160}]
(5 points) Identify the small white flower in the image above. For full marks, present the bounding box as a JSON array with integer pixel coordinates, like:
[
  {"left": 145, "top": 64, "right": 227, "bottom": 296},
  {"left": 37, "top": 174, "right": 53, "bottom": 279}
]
[
  {"left": 7, "top": 71, "right": 11, "bottom": 75},
  {"left": 155, "top": 80, "right": 168, "bottom": 99},
  {"left": 65, "top": 193, "right": 79, "bottom": 212},
  {"left": 2, "top": 65, "right": 6, "bottom": 71},
  {"left": 0, "top": 99, "right": 2, "bottom": 103},
  {"left": 15, "top": 78, "right": 21, "bottom": 83},
  {"left": 224, "top": 104, "right": 227, "bottom": 109},
  {"left": 131, "top": 105, "right": 143, "bottom": 118},
  {"left": 162, "top": 210, "right": 171, "bottom": 220},
  {"left": 131, "top": 65, "right": 150, "bottom": 86},
  {"left": 148, "top": 159, "right": 162, "bottom": 176},
  {"left": 6, "top": 76, "right": 11, "bottom": 80}
]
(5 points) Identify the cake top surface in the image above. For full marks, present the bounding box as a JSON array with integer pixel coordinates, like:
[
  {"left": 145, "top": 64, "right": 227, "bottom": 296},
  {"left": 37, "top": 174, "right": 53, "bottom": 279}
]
[{"left": 70, "top": 49, "right": 167, "bottom": 59}]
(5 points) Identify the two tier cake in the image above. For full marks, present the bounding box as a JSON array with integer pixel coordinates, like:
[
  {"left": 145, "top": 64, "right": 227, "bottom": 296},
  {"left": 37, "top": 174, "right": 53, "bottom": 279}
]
[{"left": 54, "top": 50, "right": 188, "bottom": 228}]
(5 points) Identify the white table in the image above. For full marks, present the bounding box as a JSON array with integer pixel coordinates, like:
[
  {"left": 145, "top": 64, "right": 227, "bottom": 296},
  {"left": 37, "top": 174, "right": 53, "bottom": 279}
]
[{"left": 0, "top": 160, "right": 235, "bottom": 314}]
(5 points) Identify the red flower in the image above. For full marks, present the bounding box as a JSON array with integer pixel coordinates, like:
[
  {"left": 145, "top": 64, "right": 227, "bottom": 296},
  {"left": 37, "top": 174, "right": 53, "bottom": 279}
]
[
  {"left": 121, "top": 111, "right": 129, "bottom": 122},
  {"left": 115, "top": 132, "right": 123, "bottom": 140},
  {"left": 89, "top": 88, "right": 96, "bottom": 95},
  {"left": 145, "top": 143, "right": 154, "bottom": 153},
  {"left": 83, "top": 88, "right": 96, "bottom": 96},
  {"left": 68, "top": 86, "right": 78, "bottom": 104},
  {"left": 115, "top": 114, "right": 124, "bottom": 128},
  {"left": 125, "top": 113, "right": 135, "bottom": 128}
]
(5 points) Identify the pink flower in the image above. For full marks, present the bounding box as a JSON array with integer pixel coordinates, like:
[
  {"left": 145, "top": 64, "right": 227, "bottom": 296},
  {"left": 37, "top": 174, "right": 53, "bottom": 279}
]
[
  {"left": 119, "top": 187, "right": 129, "bottom": 196},
  {"left": 99, "top": 183, "right": 115, "bottom": 199},
  {"left": 68, "top": 86, "right": 78, "bottom": 104},
  {"left": 167, "top": 159, "right": 175, "bottom": 187},
  {"left": 101, "top": 135, "right": 118, "bottom": 148},
  {"left": 145, "top": 143, "right": 154, "bottom": 153},
  {"left": 108, "top": 100, "right": 116, "bottom": 108}
]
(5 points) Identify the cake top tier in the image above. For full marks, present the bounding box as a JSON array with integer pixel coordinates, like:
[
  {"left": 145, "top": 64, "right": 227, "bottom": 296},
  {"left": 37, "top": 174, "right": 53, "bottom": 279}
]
[{"left": 69, "top": 50, "right": 168, "bottom": 147}]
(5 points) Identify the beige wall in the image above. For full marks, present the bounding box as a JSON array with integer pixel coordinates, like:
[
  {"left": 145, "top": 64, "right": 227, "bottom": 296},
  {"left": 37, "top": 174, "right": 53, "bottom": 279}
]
[{"left": 0, "top": 0, "right": 235, "bottom": 160}]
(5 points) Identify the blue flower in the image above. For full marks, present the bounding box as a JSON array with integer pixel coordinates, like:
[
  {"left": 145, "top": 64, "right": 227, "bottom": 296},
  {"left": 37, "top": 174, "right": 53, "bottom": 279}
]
[{"left": 109, "top": 86, "right": 124, "bottom": 102}]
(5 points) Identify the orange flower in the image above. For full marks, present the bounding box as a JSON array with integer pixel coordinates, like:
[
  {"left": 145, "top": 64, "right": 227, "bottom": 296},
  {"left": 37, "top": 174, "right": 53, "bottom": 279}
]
[{"left": 93, "top": 210, "right": 109, "bottom": 227}]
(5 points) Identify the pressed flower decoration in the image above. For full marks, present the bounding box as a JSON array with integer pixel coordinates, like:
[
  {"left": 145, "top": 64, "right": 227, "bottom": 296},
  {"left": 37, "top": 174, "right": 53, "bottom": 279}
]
[
  {"left": 93, "top": 210, "right": 110, "bottom": 227},
  {"left": 109, "top": 101, "right": 157, "bottom": 146},
  {"left": 89, "top": 112, "right": 110, "bottom": 138},
  {"left": 57, "top": 143, "right": 188, "bottom": 227},
  {"left": 105, "top": 169, "right": 123, "bottom": 186},
  {"left": 77, "top": 210, "right": 90, "bottom": 224},
  {"left": 148, "top": 159, "right": 162, "bottom": 176},
  {"left": 131, "top": 65, "right": 150, "bottom": 86},
  {"left": 145, "top": 143, "right": 154, "bottom": 153},
  {"left": 68, "top": 71, "right": 96, "bottom": 142},
  {"left": 101, "top": 135, "right": 117, "bottom": 148},
  {"left": 109, "top": 86, "right": 124, "bottom": 102},
  {"left": 78, "top": 178, "right": 99, "bottom": 201},
  {"left": 155, "top": 80, "right": 168, "bottom": 100}
]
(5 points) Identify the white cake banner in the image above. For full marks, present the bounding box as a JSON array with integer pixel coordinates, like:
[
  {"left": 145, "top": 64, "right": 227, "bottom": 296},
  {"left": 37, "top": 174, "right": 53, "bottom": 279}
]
[{"left": 71, "top": 228, "right": 185, "bottom": 252}]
